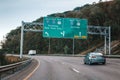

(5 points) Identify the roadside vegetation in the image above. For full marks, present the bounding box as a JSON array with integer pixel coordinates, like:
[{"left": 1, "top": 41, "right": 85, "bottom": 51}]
[
  {"left": 0, "top": 49, "right": 27, "bottom": 66},
  {"left": 1, "top": 0, "right": 120, "bottom": 57},
  {"left": 0, "top": 49, "right": 7, "bottom": 66}
]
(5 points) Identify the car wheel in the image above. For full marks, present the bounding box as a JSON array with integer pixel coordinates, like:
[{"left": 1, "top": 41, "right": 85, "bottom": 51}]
[
  {"left": 102, "top": 62, "right": 106, "bottom": 65},
  {"left": 84, "top": 61, "right": 86, "bottom": 64},
  {"left": 88, "top": 60, "right": 91, "bottom": 65}
]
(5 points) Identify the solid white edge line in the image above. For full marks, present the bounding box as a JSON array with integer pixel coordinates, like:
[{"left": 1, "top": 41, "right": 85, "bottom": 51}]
[{"left": 23, "top": 60, "right": 40, "bottom": 80}]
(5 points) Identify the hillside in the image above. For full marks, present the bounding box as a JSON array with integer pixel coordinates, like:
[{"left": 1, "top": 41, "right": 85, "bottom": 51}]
[
  {"left": 1, "top": 0, "right": 120, "bottom": 55},
  {"left": 35, "top": 0, "right": 120, "bottom": 40}
]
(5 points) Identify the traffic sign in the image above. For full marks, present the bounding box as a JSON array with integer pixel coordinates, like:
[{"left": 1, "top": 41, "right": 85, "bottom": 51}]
[
  {"left": 63, "top": 18, "right": 87, "bottom": 39},
  {"left": 43, "top": 17, "right": 88, "bottom": 39},
  {"left": 43, "top": 17, "right": 64, "bottom": 38}
]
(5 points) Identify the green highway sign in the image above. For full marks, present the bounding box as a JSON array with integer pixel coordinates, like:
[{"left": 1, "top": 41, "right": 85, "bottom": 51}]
[
  {"left": 43, "top": 17, "right": 88, "bottom": 39},
  {"left": 43, "top": 17, "right": 63, "bottom": 38},
  {"left": 63, "top": 18, "right": 87, "bottom": 39}
]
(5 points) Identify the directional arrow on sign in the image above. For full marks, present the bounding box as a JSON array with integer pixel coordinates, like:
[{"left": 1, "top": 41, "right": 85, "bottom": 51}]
[
  {"left": 79, "top": 32, "right": 81, "bottom": 37},
  {"left": 61, "top": 31, "right": 65, "bottom": 37},
  {"left": 45, "top": 32, "right": 49, "bottom": 36}
]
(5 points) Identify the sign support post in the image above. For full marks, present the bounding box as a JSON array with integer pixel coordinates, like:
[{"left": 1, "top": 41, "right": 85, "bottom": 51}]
[
  {"left": 109, "top": 27, "right": 111, "bottom": 55},
  {"left": 73, "top": 38, "right": 75, "bottom": 56},
  {"left": 20, "top": 21, "right": 24, "bottom": 58},
  {"left": 48, "top": 38, "right": 51, "bottom": 54}
]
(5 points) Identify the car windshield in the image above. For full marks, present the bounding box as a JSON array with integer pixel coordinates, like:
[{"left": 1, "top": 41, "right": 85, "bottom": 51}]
[
  {"left": 90, "top": 53, "right": 103, "bottom": 57},
  {"left": 90, "top": 53, "right": 103, "bottom": 55}
]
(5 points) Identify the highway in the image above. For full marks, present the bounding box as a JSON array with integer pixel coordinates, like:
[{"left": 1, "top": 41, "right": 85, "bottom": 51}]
[{"left": 27, "top": 56, "right": 120, "bottom": 80}]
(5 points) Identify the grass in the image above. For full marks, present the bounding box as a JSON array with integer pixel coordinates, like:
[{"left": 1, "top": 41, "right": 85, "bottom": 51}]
[{"left": 5, "top": 56, "right": 27, "bottom": 64}]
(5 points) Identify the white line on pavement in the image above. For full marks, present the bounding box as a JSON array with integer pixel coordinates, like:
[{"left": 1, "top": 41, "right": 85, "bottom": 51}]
[
  {"left": 72, "top": 68, "right": 80, "bottom": 73},
  {"left": 61, "top": 62, "right": 65, "bottom": 64}
]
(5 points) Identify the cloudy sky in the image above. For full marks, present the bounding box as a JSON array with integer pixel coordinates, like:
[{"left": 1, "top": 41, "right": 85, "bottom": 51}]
[{"left": 0, "top": 0, "right": 109, "bottom": 42}]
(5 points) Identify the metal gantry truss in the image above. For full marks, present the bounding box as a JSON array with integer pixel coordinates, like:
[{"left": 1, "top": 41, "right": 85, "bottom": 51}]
[
  {"left": 20, "top": 21, "right": 111, "bottom": 58},
  {"left": 22, "top": 21, "right": 43, "bottom": 32},
  {"left": 88, "top": 26, "right": 111, "bottom": 55},
  {"left": 20, "top": 21, "right": 43, "bottom": 58}
]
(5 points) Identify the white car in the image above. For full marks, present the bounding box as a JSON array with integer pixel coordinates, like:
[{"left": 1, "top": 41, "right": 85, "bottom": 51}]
[{"left": 28, "top": 50, "right": 36, "bottom": 55}]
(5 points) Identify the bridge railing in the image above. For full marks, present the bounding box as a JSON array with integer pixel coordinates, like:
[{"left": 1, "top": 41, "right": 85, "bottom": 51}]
[{"left": 0, "top": 58, "right": 32, "bottom": 80}]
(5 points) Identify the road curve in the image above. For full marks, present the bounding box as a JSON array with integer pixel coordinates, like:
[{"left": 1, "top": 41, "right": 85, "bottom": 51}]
[{"left": 28, "top": 56, "right": 120, "bottom": 80}]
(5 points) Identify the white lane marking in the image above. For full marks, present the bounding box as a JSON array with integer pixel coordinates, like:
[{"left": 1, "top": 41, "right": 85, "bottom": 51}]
[
  {"left": 72, "top": 68, "right": 80, "bottom": 73},
  {"left": 61, "top": 62, "right": 65, "bottom": 64}
]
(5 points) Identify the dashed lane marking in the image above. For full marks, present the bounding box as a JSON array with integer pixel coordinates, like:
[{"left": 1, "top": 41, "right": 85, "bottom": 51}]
[{"left": 72, "top": 68, "right": 80, "bottom": 73}]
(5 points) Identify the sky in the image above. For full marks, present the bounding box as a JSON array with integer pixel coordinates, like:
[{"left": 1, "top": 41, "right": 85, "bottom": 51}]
[{"left": 0, "top": 0, "right": 109, "bottom": 43}]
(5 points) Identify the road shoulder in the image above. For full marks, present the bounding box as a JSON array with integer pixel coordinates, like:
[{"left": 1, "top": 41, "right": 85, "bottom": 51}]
[{"left": 5, "top": 59, "right": 39, "bottom": 80}]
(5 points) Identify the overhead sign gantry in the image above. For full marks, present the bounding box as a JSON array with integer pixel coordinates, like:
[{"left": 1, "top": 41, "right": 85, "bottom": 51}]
[{"left": 20, "top": 17, "right": 111, "bottom": 58}]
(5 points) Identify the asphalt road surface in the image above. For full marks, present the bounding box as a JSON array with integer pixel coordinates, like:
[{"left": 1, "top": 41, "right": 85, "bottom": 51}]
[{"left": 28, "top": 56, "right": 120, "bottom": 80}]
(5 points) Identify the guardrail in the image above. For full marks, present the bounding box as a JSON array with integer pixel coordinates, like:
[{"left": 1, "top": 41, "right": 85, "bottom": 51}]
[
  {"left": 75, "top": 55, "right": 120, "bottom": 58},
  {"left": 104, "top": 55, "right": 120, "bottom": 58},
  {"left": 42, "top": 54, "right": 120, "bottom": 58},
  {"left": 0, "top": 58, "right": 32, "bottom": 80}
]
